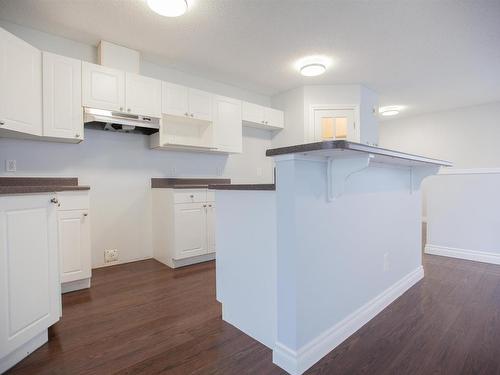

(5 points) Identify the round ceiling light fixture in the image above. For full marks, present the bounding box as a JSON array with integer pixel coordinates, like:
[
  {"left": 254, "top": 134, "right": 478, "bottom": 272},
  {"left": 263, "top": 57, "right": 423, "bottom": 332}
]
[
  {"left": 300, "top": 63, "right": 327, "bottom": 77},
  {"left": 147, "top": 0, "right": 188, "bottom": 17},
  {"left": 295, "top": 55, "right": 331, "bottom": 77},
  {"left": 379, "top": 106, "right": 403, "bottom": 117}
]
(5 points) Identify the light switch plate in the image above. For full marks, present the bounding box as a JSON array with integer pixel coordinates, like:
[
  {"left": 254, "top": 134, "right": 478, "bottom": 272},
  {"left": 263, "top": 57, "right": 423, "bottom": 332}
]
[{"left": 6, "top": 160, "right": 16, "bottom": 172}]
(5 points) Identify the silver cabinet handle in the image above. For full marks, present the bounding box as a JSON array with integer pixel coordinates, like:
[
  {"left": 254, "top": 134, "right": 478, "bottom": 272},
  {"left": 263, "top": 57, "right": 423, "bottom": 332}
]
[
  {"left": 190, "top": 194, "right": 194, "bottom": 198},
  {"left": 203, "top": 204, "right": 207, "bottom": 208},
  {"left": 120, "top": 107, "right": 124, "bottom": 111},
  {"left": 184, "top": 112, "right": 189, "bottom": 116},
  {"left": 208, "top": 204, "right": 212, "bottom": 208},
  {"left": 50, "top": 197, "right": 59, "bottom": 204},
  {"left": 127, "top": 108, "right": 131, "bottom": 112},
  {"left": 0, "top": 121, "right": 4, "bottom": 126},
  {"left": 190, "top": 113, "right": 194, "bottom": 117},
  {"left": 75, "top": 134, "right": 80, "bottom": 138},
  {"left": 83, "top": 213, "right": 88, "bottom": 217}
]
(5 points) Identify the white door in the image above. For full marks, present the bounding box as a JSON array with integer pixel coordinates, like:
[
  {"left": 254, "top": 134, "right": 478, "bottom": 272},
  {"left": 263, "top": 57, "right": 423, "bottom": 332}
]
[
  {"left": 58, "top": 210, "right": 91, "bottom": 284},
  {"left": 162, "top": 82, "right": 189, "bottom": 118},
  {"left": 0, "top": 27, "right": 42, "bottom": 136},
  {"left": 174, "top": 202, "right": 207, "bottom": 260},
  {"left": 82, "top": 62, "right": 125, "bottom": 112},
  {"left": 189, "top": 89, "right": 212, "bottom": 121},
  {"left": 242, "top": 101, "right": 265, "bottom": 125},
  {"left": 125, "top": 73, "right": 162, "bottom": 117},
  {"left": 0, "top": 194, "right": 60, "bottom": 359},
  {"left": 213, "top": 95, "right": 242, "bottom": 153},
  {"left": 206, "top": 203, "right": 216, "bottom": 253},
  {"left": 313, "top": 108, "right": 356, "bottom": 142},
  {"left": 42, "top": 52, "right": 83, "bottom": 141},
  {"left": 265, "top": 107, "right": 284, "bottom": 128}
]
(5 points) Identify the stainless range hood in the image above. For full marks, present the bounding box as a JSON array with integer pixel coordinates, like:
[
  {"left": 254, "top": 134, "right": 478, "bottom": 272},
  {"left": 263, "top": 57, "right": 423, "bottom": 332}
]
[{"left": 84, "top": 108, "right": 160, "bottom": 133}]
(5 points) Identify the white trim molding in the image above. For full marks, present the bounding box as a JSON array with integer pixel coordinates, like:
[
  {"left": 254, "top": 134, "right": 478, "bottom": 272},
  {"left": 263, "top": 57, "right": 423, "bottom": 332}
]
[
  {"left": 272, "top": 266, "right": 424, "bottom": 375},
  {"left": 425, "top": 244, "right": 500, "bottom": 265},
  {"left": 438, "top": 167, "right": 500, "bottom": 175}
]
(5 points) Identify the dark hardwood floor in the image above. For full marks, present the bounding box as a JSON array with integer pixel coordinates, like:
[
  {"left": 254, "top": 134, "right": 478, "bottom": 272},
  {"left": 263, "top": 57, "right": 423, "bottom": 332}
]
[{"left": 7, "top": 254, "right": 500, "bottom": 375}]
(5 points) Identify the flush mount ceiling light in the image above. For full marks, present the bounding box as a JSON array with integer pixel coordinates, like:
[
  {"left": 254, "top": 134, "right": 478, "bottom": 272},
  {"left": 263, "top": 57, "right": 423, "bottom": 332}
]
[
  {"left": 300, "top": 63, "right": 326, "bottom": 77},
  {"left": 379, "top": 106, "right": 403, "bottom": 117},
  {"left": 147, "top": 0, "right": 188, "bottom": 17},
  {"left": 295, "top": 55, "right": 331, "bottom": 77}
]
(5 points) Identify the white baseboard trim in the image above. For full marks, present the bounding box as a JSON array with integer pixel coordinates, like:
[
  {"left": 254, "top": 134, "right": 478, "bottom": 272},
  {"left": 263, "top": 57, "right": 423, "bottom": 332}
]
[
  {"left": 272, "top": 266, "right": 424, "bottom": 375},
  {"left": 61, "top": 278, "right": 91, "bottom": 293},
  {"left": 425, "top": 244, "right": 500, "bottom": 265},
  {"left": 0, "top": 330, "right": 48, "bottom": 374}
]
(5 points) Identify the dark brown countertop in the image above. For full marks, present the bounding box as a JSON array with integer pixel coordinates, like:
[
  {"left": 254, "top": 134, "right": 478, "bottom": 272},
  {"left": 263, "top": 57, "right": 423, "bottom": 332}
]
[
  {"left": 0, "top": 177, "right": 90, "bottom": 195},
  {"left": 151, "top": 178, "right": 231, "bottom": 189},
  {"left": 266, "top": 140, "right": 452, "bottom": 167},
  {"left": 208, "top": 183, "right": 276, "bottom": 191}
]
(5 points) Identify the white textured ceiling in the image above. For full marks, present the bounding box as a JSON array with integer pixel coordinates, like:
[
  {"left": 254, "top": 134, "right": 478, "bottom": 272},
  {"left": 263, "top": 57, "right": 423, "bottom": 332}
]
[{"left": 1, "top": 0, "right": 499, "bottom": 117}]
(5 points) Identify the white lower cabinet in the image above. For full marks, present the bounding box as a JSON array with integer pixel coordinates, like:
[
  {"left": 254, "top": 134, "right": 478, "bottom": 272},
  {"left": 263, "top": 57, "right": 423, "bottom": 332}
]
[
  {"left": 153, "top": 189, "right": 215, "bottom": 268},
  {"left": 56, "top": 191, "right": 91, "bottom": 293},
  {"left": 0, "top": 194, "right": 61, "bottom": 373}
]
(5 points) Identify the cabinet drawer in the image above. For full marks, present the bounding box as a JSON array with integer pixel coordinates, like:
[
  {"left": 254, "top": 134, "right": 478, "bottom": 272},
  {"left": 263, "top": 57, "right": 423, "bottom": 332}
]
[
  {"left": 56, "top": 191, "right": 90, "bottom": 210},
  {"left": 173, "top": 190, "right": 207, "bottom": 204}
]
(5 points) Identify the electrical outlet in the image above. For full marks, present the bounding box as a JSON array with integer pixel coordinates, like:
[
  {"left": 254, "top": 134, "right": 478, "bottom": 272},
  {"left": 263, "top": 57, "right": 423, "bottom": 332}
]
[
  {"left": 383, "top": 252, "right": 390, "bottom": 272},
  {"left": 104, "top": 249, "right": 119, "bottom": 263},
  {"left": 5, "top": 160, "right": 16, "bottom": 172}
]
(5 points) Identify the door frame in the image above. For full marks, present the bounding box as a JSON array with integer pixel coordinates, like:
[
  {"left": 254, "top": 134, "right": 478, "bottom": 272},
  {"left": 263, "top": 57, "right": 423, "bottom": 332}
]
[{"left": 308, "top": 104, "right": 360, "bottom": 143}]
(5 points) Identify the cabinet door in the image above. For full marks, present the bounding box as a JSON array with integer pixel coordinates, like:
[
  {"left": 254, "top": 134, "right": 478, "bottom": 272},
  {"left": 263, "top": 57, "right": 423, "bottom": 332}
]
[
  {"left": 162, "top": 82, "right": 189, "bottom": 117},
  {"left": 58, "top": 210, "right": 91, "bottom": 284},
  {"left": 82, "top": 62, "right": 125, "bottom": 111},
  {"left": 125, "top": 73, "right": 162, "bottom": 117},
  {"left": 173, "top": 203, "right": 207, "bottom": 260},
  {"left": 0, "top": 27, "right": 42, "bottom": 136},
  {"left": 265, "top": 107, "right": 284, "bottom": 129},
  {"left": 42, "top": 52, "right": 83, "bottom": 141},
  {"left": 242, "top": 101, "right": 265, "bottom": 125},
  {"left": 206, "top": 203, "right": 216, "bottom": 253},
  {"left": 213, "top": 95, "right": 242, "bottom": 153},
  {"left": 189, "top": 89, "right": 212, "bottom": 121},
  {"left": 0, "top": 194, "right": 60, "bottom": 358}
]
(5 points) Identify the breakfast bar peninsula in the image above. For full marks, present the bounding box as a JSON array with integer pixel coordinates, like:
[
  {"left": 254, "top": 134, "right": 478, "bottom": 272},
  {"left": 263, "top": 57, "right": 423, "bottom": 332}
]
[{"left": 210, "top": 140, "right": 451, "bottom": 375}]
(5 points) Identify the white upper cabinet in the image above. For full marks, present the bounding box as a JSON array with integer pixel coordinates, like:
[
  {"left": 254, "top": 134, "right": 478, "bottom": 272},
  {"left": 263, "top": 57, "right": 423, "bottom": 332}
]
[
  {"left": 242, "top": 102, "right": 264, "bottom": 125},
  {"left": 0, "top": 27, "right": 42, "bottom": 136},
  {"left": 125, "top": 72, "right": 161, "bottom": 117},
  {"left": 242, "top": 101, "right": 284, "bottom": 130},
  {"left": 189, "top": 89, "right": 212, "bottom": 121},
  {"left": 162, "top": 82, "right": 189, "bottom": 117},
  {"left": 42, "top": 52, "right": 83, "bottom": 142},
  {"left": 162, "top": 82, "right": 212, "bottom": 122},
  {"left": 213, "top": 95, "right": 242, "bottom": 153},
  {"left": 82, "top": 62, "right": 125, "bottom": 112},
  {"left": 264, "top": 107, "right": 284, "bottom": 128}
]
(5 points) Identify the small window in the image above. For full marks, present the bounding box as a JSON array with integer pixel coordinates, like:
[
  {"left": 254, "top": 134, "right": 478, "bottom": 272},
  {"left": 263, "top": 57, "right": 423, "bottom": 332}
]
[{"left": 321, "top": 117, "right": 348, "bottom": 140}]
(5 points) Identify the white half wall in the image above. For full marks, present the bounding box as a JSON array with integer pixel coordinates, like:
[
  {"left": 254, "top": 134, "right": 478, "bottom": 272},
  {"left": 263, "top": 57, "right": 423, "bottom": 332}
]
[
  {"left": 380, "top": 102, "right": 500, "bottom": 264},
  {"left": 0, "top": 21, "right": 275, "bottom": 268}
]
